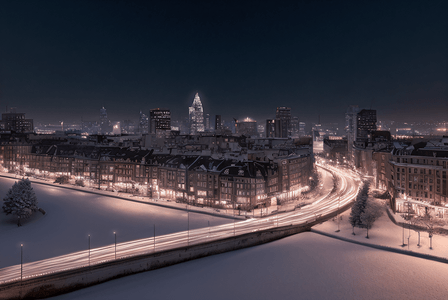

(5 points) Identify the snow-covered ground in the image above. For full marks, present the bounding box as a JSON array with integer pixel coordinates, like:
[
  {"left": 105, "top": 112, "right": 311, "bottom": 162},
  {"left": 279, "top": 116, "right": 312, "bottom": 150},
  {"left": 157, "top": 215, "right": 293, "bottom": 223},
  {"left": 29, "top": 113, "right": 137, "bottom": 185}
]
[
  {"left": 49, "top": 231, "right": 448, "bottom": 300},
  {"left": 0, "top": 177, "right": 232, "bottom": 269},
  {"left": 314, "top": 200, "right": 448, "bottom": 261}
]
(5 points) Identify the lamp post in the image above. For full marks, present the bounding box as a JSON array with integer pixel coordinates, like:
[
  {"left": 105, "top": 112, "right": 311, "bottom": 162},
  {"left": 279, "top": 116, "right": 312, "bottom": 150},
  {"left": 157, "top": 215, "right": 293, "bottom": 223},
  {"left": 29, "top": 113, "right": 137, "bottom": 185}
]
[
  {"left": 401, "top": 194, "right": 406, "bottom": 247},
  {"left": 114, "top": 232, "right": 117, "bottom": 259},
  {"left": 407, "top": 201, "right": 411, "bottom": 250},
  {"left": 429, "top": 232, "right": 433, "bottom": 249},
  {"left": 21, "top": 244, "right": 23, "bottom": 283},
  {"left": 187, "top": 204, "right": 189, "bottom": 246},
  {"left": 336, "top": 196, "right": 340, "bottom": 233},
  {"left": 402, "top": 221, "right": 405, "bottom": 247},
  {"left": 88, "top": 235, "right": 91, "bottom": 266},
  {"left": 233, "top": 208, "right": 235, "bottom": 237},
  {"left": 276, "top": 210, "right": 278, "bottom": 228}
]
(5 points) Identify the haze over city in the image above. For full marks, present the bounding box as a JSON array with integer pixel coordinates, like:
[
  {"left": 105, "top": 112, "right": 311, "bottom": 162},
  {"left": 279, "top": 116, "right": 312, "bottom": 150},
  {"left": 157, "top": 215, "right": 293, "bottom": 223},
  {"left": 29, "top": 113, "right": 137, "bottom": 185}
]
[{"left": 1, "top": 0, "right": 446, "bottom": 125}]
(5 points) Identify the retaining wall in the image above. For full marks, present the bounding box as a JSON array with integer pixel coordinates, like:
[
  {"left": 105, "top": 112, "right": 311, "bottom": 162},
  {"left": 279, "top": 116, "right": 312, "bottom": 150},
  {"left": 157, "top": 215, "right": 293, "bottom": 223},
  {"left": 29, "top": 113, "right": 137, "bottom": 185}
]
[{"left": 0, "top": 223, "right": 314, "bottom": 299}]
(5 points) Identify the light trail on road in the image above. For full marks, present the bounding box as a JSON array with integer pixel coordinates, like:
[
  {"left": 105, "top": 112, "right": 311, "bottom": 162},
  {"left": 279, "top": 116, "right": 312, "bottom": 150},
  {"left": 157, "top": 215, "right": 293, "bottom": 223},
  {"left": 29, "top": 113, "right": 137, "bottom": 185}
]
[{"left": 0, "top": 165, "right": 360, "bottom": 285}]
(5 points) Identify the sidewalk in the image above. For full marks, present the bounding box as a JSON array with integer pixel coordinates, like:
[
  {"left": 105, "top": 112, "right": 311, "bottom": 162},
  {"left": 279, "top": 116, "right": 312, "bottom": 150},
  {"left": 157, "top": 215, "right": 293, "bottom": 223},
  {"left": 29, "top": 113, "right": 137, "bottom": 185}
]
[{"left": 314, "top": 200, "right": 448, "bottom": 263}]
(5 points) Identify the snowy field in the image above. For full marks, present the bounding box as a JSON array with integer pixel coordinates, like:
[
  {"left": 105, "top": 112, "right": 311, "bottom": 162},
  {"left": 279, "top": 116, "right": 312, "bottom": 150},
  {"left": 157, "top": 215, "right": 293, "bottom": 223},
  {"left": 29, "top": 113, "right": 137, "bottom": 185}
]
[
  {"left": 50, "top": 231, "right": 448, "bottom": 300},
  {"left": 0, "top": 177, "right": 232, "bottom": 269},
  {"left": 314, "top": 200, "right": 448, "bottom": 260}
]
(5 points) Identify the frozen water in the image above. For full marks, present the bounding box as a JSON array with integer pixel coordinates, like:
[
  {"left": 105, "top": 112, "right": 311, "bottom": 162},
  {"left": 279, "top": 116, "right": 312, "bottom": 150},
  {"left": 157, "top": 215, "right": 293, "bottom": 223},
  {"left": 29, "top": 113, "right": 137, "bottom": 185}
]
[{"left": 0, "top": 177, "right": 231, "bottom": 269}]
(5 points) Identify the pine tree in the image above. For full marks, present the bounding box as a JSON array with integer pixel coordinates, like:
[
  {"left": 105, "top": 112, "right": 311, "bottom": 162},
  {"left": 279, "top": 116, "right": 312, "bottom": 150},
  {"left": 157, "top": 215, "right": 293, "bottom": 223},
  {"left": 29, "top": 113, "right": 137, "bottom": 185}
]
[
  {"left": 2, "top": 178, "right": 39, "bottom": 226},
  {"left": 349, "top": 181, "right": 370, "bottom": 235}
]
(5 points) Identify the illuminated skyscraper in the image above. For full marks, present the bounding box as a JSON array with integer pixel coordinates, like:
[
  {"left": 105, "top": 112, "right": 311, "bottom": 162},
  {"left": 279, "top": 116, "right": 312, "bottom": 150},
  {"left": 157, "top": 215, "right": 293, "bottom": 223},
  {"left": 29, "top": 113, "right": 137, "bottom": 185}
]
[
  {"left": 275, "top": 106, "right": 291, "bottom": 138},
  {"left": 99, "top": 106, "right": 110, "bottom": 134},
  {"left": 205, "top": 113, "right": 210, "bottom": 131},
  {"left": 139, "top": 110, "right": 149, "bottom": 134},
  {"left": 150, "top": 108, "right": 171, "bottom": 137},
  {"left": 189, "top": 93, "right": 204, "bottom": 135},
  {"left": 215, "top": 115, "right": 222, "bottom": 130},
  {"left": 356, "top": 109, "right": 377, "bottom": 141},
  {"left": 345, "top": 105, "right": 360, "bottom": 156},
  {"left": 266, "top": 119, "right": 276, "bottom": 137}
]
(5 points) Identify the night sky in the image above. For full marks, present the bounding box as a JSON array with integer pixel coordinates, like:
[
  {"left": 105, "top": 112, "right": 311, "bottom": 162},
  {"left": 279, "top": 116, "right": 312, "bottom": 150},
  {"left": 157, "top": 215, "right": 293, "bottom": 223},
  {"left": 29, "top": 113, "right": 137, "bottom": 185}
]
[{"left": 1, "top": 0, "right": 447, "bottom": 125}]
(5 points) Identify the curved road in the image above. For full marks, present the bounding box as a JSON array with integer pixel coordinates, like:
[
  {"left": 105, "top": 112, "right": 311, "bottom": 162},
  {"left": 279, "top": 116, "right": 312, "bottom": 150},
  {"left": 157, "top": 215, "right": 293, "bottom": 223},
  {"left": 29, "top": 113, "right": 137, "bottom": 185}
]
[{"left": 0, "top": 164, "right": 361, "bottom": 284}]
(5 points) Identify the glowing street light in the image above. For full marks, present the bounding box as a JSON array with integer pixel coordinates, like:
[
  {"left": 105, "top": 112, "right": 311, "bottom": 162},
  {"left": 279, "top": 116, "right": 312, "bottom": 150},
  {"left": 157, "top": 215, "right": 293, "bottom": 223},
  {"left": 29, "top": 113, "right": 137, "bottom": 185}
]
[
  {"left": 21, "top": 244, "right": 23, "bottom": 283},
  {"left": 114, "top": 232, "right": 117, "bottom": 259},
  {"left": 88, "top": 235, "right": 91, "bottom": 266},
  {"left": 187, "top": 204, "right": 190, "bottom": 246},
  {"left": 233, "top": 209, "right": 235, "bottom": 237}
]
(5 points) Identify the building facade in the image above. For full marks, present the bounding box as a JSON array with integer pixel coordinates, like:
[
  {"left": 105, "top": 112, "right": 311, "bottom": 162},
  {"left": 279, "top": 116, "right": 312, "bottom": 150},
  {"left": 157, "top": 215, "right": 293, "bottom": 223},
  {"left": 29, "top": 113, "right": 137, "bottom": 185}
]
[
  {"left": 236, "top": 118, "right": 257, "bottom": 137},
  {"left": 0, "top": 137, "right": 313, "bottom": 210},
  {"left": 0, "top": 112, "right": 34, "bottom": 133}
]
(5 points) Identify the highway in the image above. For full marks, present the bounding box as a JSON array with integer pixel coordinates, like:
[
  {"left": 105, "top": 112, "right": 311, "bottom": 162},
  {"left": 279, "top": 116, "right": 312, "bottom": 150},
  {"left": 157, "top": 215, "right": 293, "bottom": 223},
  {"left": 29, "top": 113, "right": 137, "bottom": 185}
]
[{"left": 0, "top": 164, "right": 361, "bottom": 285}]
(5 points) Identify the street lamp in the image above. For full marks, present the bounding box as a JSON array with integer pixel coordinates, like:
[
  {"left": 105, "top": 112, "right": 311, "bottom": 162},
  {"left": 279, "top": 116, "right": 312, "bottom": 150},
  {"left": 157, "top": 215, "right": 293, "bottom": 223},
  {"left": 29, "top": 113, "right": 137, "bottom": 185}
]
[
  {"left": 88, "top": 235, "right": 91, "bottom": 266},
  {"left": 187, "top": 204, "right": 190, "bottom": 246},
  {"left": 401, "top": 195, "right": 406, "bottom": 247},
  {"left": 336, "top": 196, "right": 340, "bottom": 233},
  {"left": 114, "top": 232, "right": 117, "bottom": 259},
  {"left": 233, "top": 209, "right": 235, "bottom": 237},
  {"left": 21, "top": 244, "right": 23, "bottom": 283}
]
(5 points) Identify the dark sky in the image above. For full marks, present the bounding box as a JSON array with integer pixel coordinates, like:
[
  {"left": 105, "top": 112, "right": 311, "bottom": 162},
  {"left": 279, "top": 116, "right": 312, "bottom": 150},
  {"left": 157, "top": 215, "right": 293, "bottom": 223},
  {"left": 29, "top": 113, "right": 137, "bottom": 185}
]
[{"left": 1, "top": 0, "right": 447, "bottom": 125}]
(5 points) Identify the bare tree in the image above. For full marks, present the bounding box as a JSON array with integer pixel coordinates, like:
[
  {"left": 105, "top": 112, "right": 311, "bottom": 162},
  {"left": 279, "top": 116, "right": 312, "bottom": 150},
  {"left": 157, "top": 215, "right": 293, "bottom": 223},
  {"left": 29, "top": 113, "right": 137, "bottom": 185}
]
[{"left": 420, "top": 208, "right": 440, "bottom": 250}]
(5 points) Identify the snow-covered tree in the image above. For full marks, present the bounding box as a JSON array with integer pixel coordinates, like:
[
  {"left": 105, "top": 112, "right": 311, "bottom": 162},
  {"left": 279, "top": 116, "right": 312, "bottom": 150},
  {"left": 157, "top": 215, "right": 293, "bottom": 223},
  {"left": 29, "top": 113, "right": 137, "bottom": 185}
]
[
  {"left": 360, "top": 198, "right": 383, "bottom": 238},
  {"left": 2, "top": 178, "right": 39, "bottom": 226},
  {"left": 349, "top": 181, "right": 370, "bottom": 235}
]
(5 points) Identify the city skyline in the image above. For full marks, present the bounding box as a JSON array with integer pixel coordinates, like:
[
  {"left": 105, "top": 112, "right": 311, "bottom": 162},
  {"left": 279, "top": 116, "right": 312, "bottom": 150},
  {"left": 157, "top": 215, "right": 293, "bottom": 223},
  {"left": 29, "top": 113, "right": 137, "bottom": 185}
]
[{"left": 1, "top": 0, "right": 446, "bottom": 125}]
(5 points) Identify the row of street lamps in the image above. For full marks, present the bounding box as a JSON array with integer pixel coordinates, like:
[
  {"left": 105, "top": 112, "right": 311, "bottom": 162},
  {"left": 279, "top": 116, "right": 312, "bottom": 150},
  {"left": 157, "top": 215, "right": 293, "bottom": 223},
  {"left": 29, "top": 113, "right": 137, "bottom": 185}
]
[{"left": 16, "top": 207, "right": 216, "bottom": 282}]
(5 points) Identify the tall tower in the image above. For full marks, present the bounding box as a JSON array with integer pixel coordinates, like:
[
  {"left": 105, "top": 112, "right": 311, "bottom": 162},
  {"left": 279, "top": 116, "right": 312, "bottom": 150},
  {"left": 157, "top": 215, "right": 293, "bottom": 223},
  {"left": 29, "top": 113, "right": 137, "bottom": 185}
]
[
  {"left": 100, "top": 107, "right": 109, "bottom": 134},
  {"left": 139, "top": 111, "right": 149, "bottom": 134},
  {"left": 189, "top": 93, "right": 205, "bottom": 135},
  {"left": 205, "top": 113, "right": 210, "bottom": 131},
  {"left": 215, "top": 115, "right": 222, "bottom": 131},
  {"left": 345, "top": 105, "right": 360, "bottom": 156},
  {"left": 356, "top": 109, "right": 377, "bottom": 141},
  {"left": 275, "top": 107, "right": 291, "bottom": 138},
  {"left": 150, "top": 108, "right": 171, "bottom": 137}
]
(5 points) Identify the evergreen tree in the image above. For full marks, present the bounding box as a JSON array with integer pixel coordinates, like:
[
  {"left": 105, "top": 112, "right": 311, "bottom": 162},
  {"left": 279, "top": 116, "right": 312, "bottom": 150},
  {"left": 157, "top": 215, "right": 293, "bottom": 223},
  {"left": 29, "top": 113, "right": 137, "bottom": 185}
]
[
  {"left": 2, "top": 178, "right": 39, "bottom": 226},
  {"left": 349, "top": 181, "right": 370, "bottom": 234}
]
